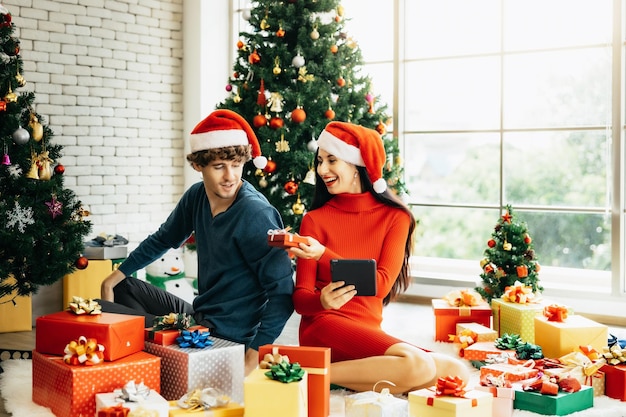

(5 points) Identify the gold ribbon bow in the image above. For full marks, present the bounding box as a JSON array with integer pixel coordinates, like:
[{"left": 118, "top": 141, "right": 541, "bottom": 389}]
[
  {"left": 176, "top": 388, "right": 230, "bottom": 411},
  {"left": 443, "top": 289, "right": 484, "bottom": 307},
  {"left": 68, "top": 296, "right": 102, "bottom": 315},
  {"left": 63, "top": 335, "right": 105, "bottom": 365},
  {"left": 502, "top": 280, "right": 535, "bottom": 304}
]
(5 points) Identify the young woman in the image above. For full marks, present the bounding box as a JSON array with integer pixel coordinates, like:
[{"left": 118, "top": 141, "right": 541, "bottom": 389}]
[{"left": 290, "top": 121, "right": 470, "bottom": 393}]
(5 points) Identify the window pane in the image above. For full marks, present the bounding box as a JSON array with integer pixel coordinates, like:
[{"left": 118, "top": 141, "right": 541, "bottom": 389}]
[
  {"left": 504, "top": 0, "right": 613, "bottom": 51},
  {"left": 521, "top": 211, "right": 610, "bottom": 271},
  {"left": 503, "top": 48, "right": 612, "bottom": 128},
  {"left": 404, "top": 132, "right": 500, "bottom": 206},
  {"left": 405, "top": 0, "right": 501, "bottom": 59},
  {"left": 404, "top": 57, "right": 500, "bottom": 131},
  {"left": 360, "top": 63, "right": 393, "bottom": 116},
  {"left": 504, "top": 131, "right": 610, "bottom": 207},
  {"left": 412, "top": 206, "right": 498, "bottom": 260},
  {"left": 341, "top": 0, "right": 393, "bottom": 62}
]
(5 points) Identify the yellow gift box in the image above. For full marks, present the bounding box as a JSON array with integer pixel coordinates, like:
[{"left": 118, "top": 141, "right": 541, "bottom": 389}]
[
  {"left": 0, "top": 275, "right": 32, "bottom": 333},
  {"left": 167, "top": 400, "right": 244, "bottom": 416},
  {"left": 491, "top": 298, "right": 546, "bottom": 343},
  {"left": 534, "top": 314, "right": 607, "bottom": 359},
  {"left": 456, "top": 322, "right": 497, "bottom": 343},
  {"left": 408, "top": 387, "right": 493, "bottom": 417},
  {"left": 243, "top": 368, "right": 307, "bottom": 417},
  {"left": 63, "top": 259, "right": 113, "bottom": 307}
]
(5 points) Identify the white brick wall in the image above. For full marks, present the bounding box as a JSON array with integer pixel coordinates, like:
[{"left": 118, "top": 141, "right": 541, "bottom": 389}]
[{"left": 5, "top": 0, "right": 185, "bottom": 249}]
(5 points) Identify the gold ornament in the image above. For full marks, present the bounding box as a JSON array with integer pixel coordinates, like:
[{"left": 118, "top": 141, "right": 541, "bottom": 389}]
[
  {"left": 503, "top": 240, "right": 512, "bottom": 251},
  {"left": 292, "top": 195, "right": 305, "bottom": 215},
  {"left": 5, "top": 85, "right": 17, "bottom": 103},
  {"left": 16, "top": 72, "right": 25, "bottom": 87},
  {"left": 275, "top": 134, "right": 290, "bottom": 152},
  {"left": 297, "top": 67, "right": 314, "bottom": 83},
  {"left": 273, "top": 57, "right": 282, "bottom": 75},
  {"left": 37, "top": 150, "right": 54, "bottom": 180},
  {"left": 259, "top": 177, "right": 268, "bottom": 188},
  {"left": 310, "top": 26, "right": 319, "bottom": 40},
  {"left": 233, "top": 93, "right": 241, "bottom": 103},
  {"left": 303, "top": 168, "right": 316, "bottom": 185},
  {"left": 260, "top": 12, "right": 270, "bottom": 30},
  {"left": 26, "top": 154, "right": 39, "bottom": 180},
  {"left": 268, "top": 92, "right": 283, "bottom": 113},
  {"left": 337, "top": 5, "right": 344, "bottom": 16},
  {"left": 29, "top": 113, "right": 44, "bottom": 141}
]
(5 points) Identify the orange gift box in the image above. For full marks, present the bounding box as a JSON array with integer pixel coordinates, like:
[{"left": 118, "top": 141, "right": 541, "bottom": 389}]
[
  {"left": 600, "top": 364, "right": 626, "bottom": 401},
  {"left": 144, "top": 325, "right": 209, "bottom": 345},
  {"left": 258, "top": 344, "right": 330, "bottom": 417},
  {"left": 36, "top": 311, "right": 145, "bottom": 361},
  {"left": 432, "top": 299, "right": 492, "bottom": 342},
  {"left": 32, "top": 350, "right": 161, "bottom": 417},
  {"left": 267, "top": 231, "right": 308, "bottom": 248},
  {"left": 480, "top": 361, "right": 539, "bottom": 383},
  {"left": 462, "top": 341, "right": 515, "bottom": 361}
]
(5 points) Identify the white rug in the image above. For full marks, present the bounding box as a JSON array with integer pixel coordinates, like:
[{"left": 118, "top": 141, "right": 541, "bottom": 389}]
[{"left": 2, "top": 353, "right": 625, "bottom": 417}]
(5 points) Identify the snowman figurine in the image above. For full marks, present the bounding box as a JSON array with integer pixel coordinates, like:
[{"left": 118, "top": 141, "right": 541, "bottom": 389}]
[{"left": 145, "top": 249, "right": 196, "bottom": 305}]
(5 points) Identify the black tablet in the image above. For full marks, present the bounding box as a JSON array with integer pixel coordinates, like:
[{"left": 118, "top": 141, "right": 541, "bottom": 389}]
[{"left": 330, "top": 259, "right": 377, "bottom": 296}]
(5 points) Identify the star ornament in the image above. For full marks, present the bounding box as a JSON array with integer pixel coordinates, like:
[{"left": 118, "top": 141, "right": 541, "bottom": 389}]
[
  {"left": 501, "top": 211, "right": 512, "bottom": 223},
  {"left": 46, "top": 196, "right": 63, "bottom": 219}
]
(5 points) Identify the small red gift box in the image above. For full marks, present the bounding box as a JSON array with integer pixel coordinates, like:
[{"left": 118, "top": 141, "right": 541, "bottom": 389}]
[
  {"left": 144, "top": 325, "right": 209, "bottom": 345},
  {"left": 480, "top": 360, "right": 539, "bottom": 383},
  {"left": 36, "top": 310, "right": 145, "bottom": 361},
  {"left": 462, "top": 341, "right": 515, "bottom": 361},
  {"left": 267, "top": 230, "right": 308, "bottom": 248},
  {"left": 258, "top": 344, "right": 330, "bottom": 417},
  {"left": 32, "top": 350, "right": 161, "bottom": 417},
  {"left": 600, "top": 363, "right": 626, "bottom": 401},
  {"left": 432, "top": 298, "right": 492, "bottom": 342}
]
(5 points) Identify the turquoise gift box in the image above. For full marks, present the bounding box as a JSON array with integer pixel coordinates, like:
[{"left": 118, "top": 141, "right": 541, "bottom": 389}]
[{"left": 513, "top": 385, "right": 593, "bottom": 416}]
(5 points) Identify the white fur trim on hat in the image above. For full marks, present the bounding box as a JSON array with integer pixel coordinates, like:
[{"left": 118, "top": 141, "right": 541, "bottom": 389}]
[
  {"left": 190, "top": 129, "right": 248, "bottom": 153},
  {"left": 317, "top": 129, "right": 365, "bottom": 167},
  {"left": 373, "top": 178, "right": 387, "bottom": 193}
]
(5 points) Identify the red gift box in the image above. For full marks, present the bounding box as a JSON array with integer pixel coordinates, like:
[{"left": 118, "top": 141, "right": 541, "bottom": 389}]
[
  {"left": 600, "top": 364, "right": 626, "bottom": 401},
  {"left": 480, "top": 361, "right": 539, "bottom": 383},
  {"left": 462, "top": 341, "right": 515, "bottom": 361},
  {"left": 258, "top": 344, "right": 330, "bottom": 417},
  {"left": 267, "top": 231, "right": 308, "bottom": 248},
  {"left": 432, "top": 298, "right": 492, "bottom": 342},
  {"left": 36, "top": 311, "right": 145, "bottom": 361},
  {"left": 32, "top": 350, "right": 161, "bottom": 417},
  {"left": 144, "top": 325, "right": 209, "bottom": 345}
]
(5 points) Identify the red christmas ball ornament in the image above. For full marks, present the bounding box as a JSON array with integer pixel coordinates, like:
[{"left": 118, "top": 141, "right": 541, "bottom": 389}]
[
  {"left": 524, "top": 234, "right": 532, "bottom": 244},
  {"left": 336, "top": 77, "right": 346, "bottom": 87},
  {"left": 237, "top": 40, "right": 245, "bottom": 49},
  {"left": 330, "top": 44, "right": 338, "bottom": 54},
  {"left": 253, "top": 114, "right": 267, "bottom": 128},
  {"left": 54, "top": 164, "right": 65, "bottom": 175},
  {"left": 324, "top": 108, "right": 335, "bottom": 120},
  {"left": 263, "top": 159, "right": 277, "bottom": 174},
  {"left": 225, "top": 84, "right": 233, "bottom": 92},
  {"left": 291, "top": 107, "right": 306, "bottom": 123},
  {"left": 249, "top": 49, "right": 261, "bottom": 64},
  {"left": 269, "top": 117, "right": 284, "bottom": 130},
  {"left": 487, "top": 239, "right": 496, "bottom": 248},
  {"left": 376, "top": 121, "right": 386, "bottom": 135},
  {"left": 284, "top": 180, "right": 298, "bottom": 195},
  {"left": 75, "top": 256, "right": 89, "bottom": 270},
  {"left": 276, "top": 28, "right": 285, "bottom": 38}
]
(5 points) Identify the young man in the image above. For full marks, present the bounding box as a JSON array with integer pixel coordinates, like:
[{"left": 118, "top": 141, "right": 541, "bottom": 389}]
[{"left": 99, "top": 109, "right": 295, "bottom": 375}]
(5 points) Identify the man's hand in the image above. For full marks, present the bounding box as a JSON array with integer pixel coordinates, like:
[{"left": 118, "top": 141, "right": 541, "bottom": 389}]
[{"left": 100, "top": 269, "right": 126, "bottom": 302}]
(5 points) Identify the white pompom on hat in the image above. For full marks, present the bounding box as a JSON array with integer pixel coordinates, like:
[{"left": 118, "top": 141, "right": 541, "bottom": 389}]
[
  {"left": 189, "top": 109, "right": 267, "bottom": 169},
  {"left": 317, "top": 121, "right": 387, "bottom": 193}
]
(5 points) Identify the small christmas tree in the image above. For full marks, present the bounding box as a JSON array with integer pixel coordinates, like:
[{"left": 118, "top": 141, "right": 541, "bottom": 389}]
[
  {"left": 0, "top": 6, "right": 91, "bottom": 300},
  {"left": 217, "top": 0, "right": 406, "bottom": 229},
  {"left": 476, "top": 205, "right": 543, "bottom": 302}
]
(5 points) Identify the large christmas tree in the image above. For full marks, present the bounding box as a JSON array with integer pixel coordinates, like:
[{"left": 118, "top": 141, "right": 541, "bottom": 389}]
[
  {"left": 476, "top": 205, "right": 543, "bottom": 302},
  {"left": 217, "top": 0, "right": 406, "bottom": 229},
  {"left": 0, "top": 6, "right": 91, "bottom": 300}
]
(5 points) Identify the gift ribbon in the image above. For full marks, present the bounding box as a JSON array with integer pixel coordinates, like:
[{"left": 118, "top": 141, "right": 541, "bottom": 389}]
[
  {"left": 127, "top": 407, "right": 158, "bottom": 417},
  {"left": 68, "top": 296, "right": 102, "bottom": 315},
  {"left": 602, "top": 343, "right": 626, "bottom": 365},
  {"left": 115, "top": 381, "right": 150, "bottom": 402},
  {"left": 265, "top": 347, "right": 328, "bottom": 375},
  {"left": 424, "top": 376, "right": 476, "bottom": 407},
  {"left": 502, "top": 281, "right": 535, "bottom": 304},
  {"left": 442, "top": 289, "right": 484, "bottom": 307},
  {"left": 63, "top": 335, "right": 105, "bottom": 365},
  {"left": 152, "top": 312, "right": 195, "bottom": 331},
  {"left": 176, "top": 388, "right": 230, "bottom": 411},
  {"left": 264, "top": 359, "right": 305, "bottom": 383},
  {"left": 176, "top": 329, "right": 212, "bottom": 348},
  {"left": 98, "top": 403, "right": 130, "bottom": 417},
  {"left": 351, "top": 380, "right": 397, "bottom": 406},
  {"left": 543, "top": 304, "right": 568, "bottom": 322}
]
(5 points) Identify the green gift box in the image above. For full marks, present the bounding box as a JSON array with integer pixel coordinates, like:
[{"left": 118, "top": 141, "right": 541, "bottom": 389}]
[{"left": 513, "top": 385, "right": 593, "bottom": 416}]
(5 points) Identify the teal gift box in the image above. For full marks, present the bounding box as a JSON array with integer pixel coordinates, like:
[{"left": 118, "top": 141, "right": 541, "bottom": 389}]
[{"left": 513, "top": 385, "right": 593, "bottom": 416}]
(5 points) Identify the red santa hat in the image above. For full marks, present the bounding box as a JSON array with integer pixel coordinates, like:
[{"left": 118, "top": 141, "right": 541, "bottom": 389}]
[
  {"left": 189, "top": 109, "right": 267, "bottom": 169},
  {"left": 317, "top": 121, "right": 387, "bottom": 193}
]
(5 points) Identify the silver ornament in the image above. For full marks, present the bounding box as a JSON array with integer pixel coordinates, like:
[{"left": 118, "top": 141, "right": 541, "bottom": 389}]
[{"left": 12, "top": 126, "right": 30, "bottom": 145}]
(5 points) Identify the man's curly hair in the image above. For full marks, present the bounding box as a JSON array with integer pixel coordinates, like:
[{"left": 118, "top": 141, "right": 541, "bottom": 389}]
[{"left": 186, "top": 145, "right": 251, "bottom": 167}]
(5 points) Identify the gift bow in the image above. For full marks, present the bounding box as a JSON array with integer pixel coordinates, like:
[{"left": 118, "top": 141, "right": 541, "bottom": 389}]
[
  {"left": 449, "top": 329, "right": 477, "bottom": 354},
  {"left": 443, "top": 289, "right": 484, "bottom": 307},
  {"left": 543, "top": 304, "right": 568, "bottom": 322},
  {"left": 98, "top": 403, "right": 130, "bottom": 417},
  {"left": 63, "top": 335, "right": 105, "bottom": 365},
  {"left": 267, "top": 226, "right": 292, "bottom": 236},
  {"left": 558, "top": 351, "right": 606, "bottom": 376},
  {"left": 351, "top": 380, "right": 397, "bottom": 406},
  {"left": 176, "top": 388, "right": 230, "bottom": 411},
  {"left": 435, "top": 376, "right": 466, "bottom": 397},
  {"left": 176, "top": 329, "right": 212, "bottom": 348},
  {"left": 264, "top": 359, "right": 305, "bottom": 383},
  {"left": 115, "top": 380, "right": 150, "bottom": 402},
  {"left": 502, "top": 281, "right": 535, "bottom": 304},
  {"left": 68, "top": 296, "right": 102, "bottom": 315},
  {"left": 480, "top": 372, "right": 511, "bottom": 388},
  {"left": 152, "top": 312, "right": 195, "bottom": 331},
  {"left": 602, "top": 343, "right": 626, "bottom": 365}
]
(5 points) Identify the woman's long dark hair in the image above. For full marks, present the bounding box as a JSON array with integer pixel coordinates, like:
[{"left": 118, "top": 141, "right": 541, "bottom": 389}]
[{"left": 310, "top": 160, "right": 416, "bottom": 305}]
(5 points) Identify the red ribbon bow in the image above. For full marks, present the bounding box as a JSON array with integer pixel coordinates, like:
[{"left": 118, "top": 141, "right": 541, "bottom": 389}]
[
  {"left": 436, "top": 376, "right": 466, "bottom": 397},
  {"left": 543, "top": 304, "right": 568, "bottom": 322}
]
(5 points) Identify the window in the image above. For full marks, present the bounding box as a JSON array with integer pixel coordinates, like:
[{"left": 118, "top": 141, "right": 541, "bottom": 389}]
[{"left": 231, "top": 1, "right": 626, "bottom": 305}]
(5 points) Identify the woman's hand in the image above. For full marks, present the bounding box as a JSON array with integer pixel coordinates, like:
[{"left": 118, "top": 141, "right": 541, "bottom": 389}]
[
  {"left": 289, "top": 235, "right": 325, "bottom": 261},
  {"left": 320, "top": 280, "right": 356, "bottom": 310}
]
